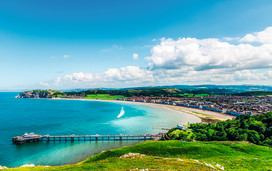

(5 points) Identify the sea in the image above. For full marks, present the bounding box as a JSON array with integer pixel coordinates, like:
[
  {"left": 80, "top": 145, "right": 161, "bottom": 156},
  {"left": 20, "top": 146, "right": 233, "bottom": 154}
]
[{"left": 0, "top": 92, "right": 201, "bottom": 167}]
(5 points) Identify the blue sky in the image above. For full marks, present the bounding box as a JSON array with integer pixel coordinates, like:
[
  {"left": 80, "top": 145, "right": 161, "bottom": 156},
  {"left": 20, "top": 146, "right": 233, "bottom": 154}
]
[{"left": 1, "top": 0, "right": 272, "bottom": 90}]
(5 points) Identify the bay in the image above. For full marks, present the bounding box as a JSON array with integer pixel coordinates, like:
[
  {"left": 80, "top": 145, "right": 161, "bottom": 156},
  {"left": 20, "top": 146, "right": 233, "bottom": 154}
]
[{"left": 0, "top": 92, "right": 200, "bottom": 167}]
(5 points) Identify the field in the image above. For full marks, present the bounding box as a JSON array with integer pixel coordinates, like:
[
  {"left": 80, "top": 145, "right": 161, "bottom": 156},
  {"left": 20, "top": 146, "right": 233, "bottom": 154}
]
[
  {"left": 11, "top": 141, "right": 272, "bottom": 170},
  {"left": 84, "top": 94, "right": 125, "bottom": 100},
  {"left": 56, "top": 94, "right": 62, "bottom": 97},
  {"left": 194, "top": 94, "right": 209, "bottom": 97},
  {"left": 179, "top": 93, "right": 209, "bottom": 97}
]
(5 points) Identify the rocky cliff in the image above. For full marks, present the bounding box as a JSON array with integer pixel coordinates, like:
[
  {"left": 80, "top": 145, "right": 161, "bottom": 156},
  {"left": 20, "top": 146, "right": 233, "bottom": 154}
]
[{"left": 16, "top": 89, "right": 63, "bottom": 98}]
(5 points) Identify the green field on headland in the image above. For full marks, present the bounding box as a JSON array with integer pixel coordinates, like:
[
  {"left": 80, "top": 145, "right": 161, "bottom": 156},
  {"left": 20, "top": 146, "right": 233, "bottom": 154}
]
[
  {"left": 10, "top": 140, "right": 272, "bottom": 170},
  {"left": 84, "top": 94, "right": 125, "bottom": 100}
]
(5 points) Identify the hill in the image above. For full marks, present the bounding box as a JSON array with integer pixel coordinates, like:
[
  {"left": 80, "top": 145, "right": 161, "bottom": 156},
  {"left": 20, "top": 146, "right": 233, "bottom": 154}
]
[
  {"left": 9, "top": 141, "right": 272, "bottom": 170},
  {"left": 16, "top": 89, "right": 63, "bottom": 98}
]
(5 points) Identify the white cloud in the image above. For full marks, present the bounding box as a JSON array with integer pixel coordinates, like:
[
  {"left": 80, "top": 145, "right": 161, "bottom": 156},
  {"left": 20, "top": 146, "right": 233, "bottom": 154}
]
[
  {"left": 132, "top": 53, "right": 139, "bottom": 60},
  {"left": 222, "top": 37, "right": 240, "bottom": 41},
  {"left": 240, "top": 26, "right": 272, "bottom": 44},
  {"left": 54, "top": 66, "right": 154, "bottom": 88},
  {"left": 40, "top": 26, "right": 272, "bottom": 88},
  {"left": 146, "top": 37, "right": 272, "bottom": 71},
  {"left": 103, "top": 66, "right": 153, "bottom": 82},
  {"left": 63, "top": 54, "right": 69, "bottom": 59},
  {"left": 40, "top": 82, "right": 50, "bottom": 86},
  {"left": 63, "top": 72, "right": 93, "bottom": 82}
]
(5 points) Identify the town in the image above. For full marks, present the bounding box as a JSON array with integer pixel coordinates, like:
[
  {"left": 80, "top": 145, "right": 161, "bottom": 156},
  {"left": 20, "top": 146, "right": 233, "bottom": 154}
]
[
  {"left": 17, "top": 88, "right": 272, "bottom": 116},
  {"left": 119, "top": 94, "right": 272, "bottom": 116}
]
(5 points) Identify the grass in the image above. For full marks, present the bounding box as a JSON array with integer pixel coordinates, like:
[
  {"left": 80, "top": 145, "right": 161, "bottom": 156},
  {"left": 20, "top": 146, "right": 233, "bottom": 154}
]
[
  {"left": 10, "top": 141, "right": 272, "bottom": 170},
  {"left": 168, "top": 129, "right": 195, "bottom": 140},
  {"left": 84, "top": 94, "right": 125, "bottom": 100},
  {"left": 194, "top": 94, "right": 209, "bottom": 97},
  {"left": 179, "top": 93, "right": 195, "bottom": 97},
  {"left": 179, "top": 94, "right": 209, "bottom": 97},
  {"left": 191, "top": 111, "right": 209, "bottom": 116}
]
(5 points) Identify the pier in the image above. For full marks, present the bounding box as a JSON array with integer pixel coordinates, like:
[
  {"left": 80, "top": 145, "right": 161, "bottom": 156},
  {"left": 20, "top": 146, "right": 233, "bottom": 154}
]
[{"left": 12, "top": 133, "right": 162, "bottom": 144}]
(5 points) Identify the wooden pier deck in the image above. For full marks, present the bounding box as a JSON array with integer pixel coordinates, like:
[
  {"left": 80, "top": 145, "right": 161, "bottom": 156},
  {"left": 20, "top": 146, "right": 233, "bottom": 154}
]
[{"left": 13, "top": 134, "right": 162, "bottom": 144}]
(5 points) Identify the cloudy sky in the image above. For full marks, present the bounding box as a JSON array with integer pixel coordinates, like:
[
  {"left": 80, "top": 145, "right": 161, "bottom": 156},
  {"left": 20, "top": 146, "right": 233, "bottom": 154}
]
[{"left": 1, "top": 0, "right": 272, "bottom": 90}]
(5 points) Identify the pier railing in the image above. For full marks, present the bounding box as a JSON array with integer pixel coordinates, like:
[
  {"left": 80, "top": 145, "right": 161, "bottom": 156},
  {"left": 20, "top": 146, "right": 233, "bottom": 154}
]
[
  {"left": 12, "top": 134, "right": 162, "bottom": 144},
  {"left": 43, "top": 134, "right": 161, "bottom": 141}
]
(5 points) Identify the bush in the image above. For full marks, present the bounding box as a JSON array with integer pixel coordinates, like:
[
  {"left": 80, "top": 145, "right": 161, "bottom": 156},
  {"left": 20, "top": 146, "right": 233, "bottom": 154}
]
[{"left": 167, "top": 112, "right": 272, "bottom": 147}]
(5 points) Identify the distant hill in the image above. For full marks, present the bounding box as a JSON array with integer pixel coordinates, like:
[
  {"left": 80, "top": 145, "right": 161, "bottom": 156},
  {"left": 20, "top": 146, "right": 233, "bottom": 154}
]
[
  {"left": 16, "top": 89, "right": 63, "bottom": 98},
  {"left": 143, "top": 85, "right": 272, "bottom": 92},
  {"left": 232, "top": 91, "right": 272, "bottom": 96},
  {"left": 16, "top": 85, "right": 272, "bottom": 99},
  {"left": 62, "top": 85, "right": 272, "bottom": 93}
]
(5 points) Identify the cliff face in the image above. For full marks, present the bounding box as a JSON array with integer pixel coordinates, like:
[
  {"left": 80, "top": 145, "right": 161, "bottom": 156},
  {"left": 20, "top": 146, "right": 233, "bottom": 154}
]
[{"left": 16, "top": 90, "right": 63, "bottom": 99}]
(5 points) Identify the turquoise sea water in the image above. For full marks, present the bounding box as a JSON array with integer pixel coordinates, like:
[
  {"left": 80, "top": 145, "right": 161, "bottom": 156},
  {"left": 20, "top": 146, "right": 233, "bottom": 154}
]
[{"left": 0, "top": 92, "right": 201, "bottom": 167}]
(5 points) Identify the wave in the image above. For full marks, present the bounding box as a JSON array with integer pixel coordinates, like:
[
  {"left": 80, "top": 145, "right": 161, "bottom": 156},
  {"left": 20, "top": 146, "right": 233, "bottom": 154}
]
[
  {"left": 117, "top": 106, "right": 125, "bottom": 118},
  {"left": 20, "top": 164, "right": 35, "bottom": 167}
]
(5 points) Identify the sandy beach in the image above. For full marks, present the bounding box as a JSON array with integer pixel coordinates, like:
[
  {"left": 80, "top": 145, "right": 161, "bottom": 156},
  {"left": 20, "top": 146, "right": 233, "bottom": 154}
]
[{"left": 53, "top": 98, "right": 234, "bottom": 122}]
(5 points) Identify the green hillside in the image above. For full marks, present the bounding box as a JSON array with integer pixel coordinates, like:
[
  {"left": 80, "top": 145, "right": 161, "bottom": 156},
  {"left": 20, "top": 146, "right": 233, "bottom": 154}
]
[
  {"left": 165, "top": 112, "right": 272, "bottom": 147},
  {"left": 16, "top": 89, "right": 63, "bottom": 98},
  {"left": 10, "top": 141, "right": 272, "bottom": 170}
]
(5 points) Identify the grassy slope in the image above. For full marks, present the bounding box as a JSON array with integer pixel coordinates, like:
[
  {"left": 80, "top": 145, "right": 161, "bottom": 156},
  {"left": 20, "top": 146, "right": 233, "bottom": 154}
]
[
  {"left": 84, "top": 94, "right": 125, "bottom": 100},
  {"left": 10, "top": 141, "right": 272, "bottom": 171}
]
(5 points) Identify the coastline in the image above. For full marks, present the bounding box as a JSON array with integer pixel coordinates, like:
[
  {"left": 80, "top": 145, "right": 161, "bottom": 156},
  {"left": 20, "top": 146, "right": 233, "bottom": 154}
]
[
  {"left": 52, "top": 98, "right": 234, "bottom": 122},
  {"left": 4, "top": 97, "right": 235, "bottom": 169}
]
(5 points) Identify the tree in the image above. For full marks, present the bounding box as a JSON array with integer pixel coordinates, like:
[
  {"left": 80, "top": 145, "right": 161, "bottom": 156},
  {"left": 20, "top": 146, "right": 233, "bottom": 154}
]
[{"left": 246, "top": 130, "right": 260, "bottom": 144}]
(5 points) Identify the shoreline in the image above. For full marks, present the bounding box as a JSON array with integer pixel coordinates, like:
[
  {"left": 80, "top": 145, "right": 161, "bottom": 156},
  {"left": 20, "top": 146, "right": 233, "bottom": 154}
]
[
  {"left": 5, "top": 97, "right": 234, "bottom": 169},
  {"left": 52, "top": 98, "right": 234, "bottom": 122}
]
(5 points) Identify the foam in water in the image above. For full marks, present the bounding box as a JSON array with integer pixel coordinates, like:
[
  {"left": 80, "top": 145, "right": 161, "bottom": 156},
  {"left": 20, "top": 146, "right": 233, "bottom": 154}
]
[
  {"left": 117, "top": 106, "right": 125, "bottom": 118},
  {"left": 20, "top": 164, "right": 35, "bottom": 167}
]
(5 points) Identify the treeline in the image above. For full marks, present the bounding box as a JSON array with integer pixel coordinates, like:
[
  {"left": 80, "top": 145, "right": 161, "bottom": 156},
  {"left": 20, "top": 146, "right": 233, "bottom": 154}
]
[
  {"left": 19, "top": 88, "right": 272, "bottom": 98},
  {"left": 65, "top": 88, "right": 183, "bottom": 97},
  {"left": 19, "top": 88, "right": 231, "bottom": 98},
  {"left": 64, "top": 89, "right": 272, "bottom": 97},
  {"left": 232, "top": 91, "right": 272, "bottom": 96},
  {"left": 64, "top": 88, "right": 224, "bottom": 97},
  {"left": 165, "top": 112, "right": 272, "bottom": 147}
]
